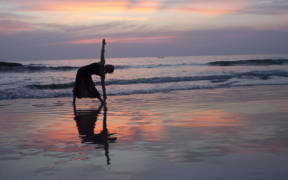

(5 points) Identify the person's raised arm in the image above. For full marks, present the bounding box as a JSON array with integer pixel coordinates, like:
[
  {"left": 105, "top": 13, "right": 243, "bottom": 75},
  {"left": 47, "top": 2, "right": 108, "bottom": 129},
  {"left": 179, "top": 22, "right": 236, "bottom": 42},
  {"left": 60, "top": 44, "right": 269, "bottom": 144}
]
[
  {"left": 100, "top": 39, "right": 106, "bottom": 65},
  {"left": 100, "top": 39, "right": 107, "bottom": 101}
]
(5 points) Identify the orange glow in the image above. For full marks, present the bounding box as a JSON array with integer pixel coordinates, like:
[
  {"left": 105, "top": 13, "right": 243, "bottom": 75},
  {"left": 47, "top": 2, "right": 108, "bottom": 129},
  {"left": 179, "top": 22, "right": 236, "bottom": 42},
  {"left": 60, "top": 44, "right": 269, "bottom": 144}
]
[
  {"left": 24, "top": 1, "right": 160, "bottom": 13},
  {"left": 177, "top": 7, "right": 241, "bottom": 15},
  {"left": 17, "top": 0, "right": 243, "bottom": 15},
  {"left": 0, "top": 0, "right": 252, "bottom": 34},
  {"left": 63, "top": 36, "right": 176, "bottom": 45},
  {"left": 177, "top": 110, "right": 243, "bottom": 127},
  {"left": 99, "top": 109, "right": 166, "bottom": 142},
  {"left": 43, "top": 2, "right": 128, "bottom": 13}
]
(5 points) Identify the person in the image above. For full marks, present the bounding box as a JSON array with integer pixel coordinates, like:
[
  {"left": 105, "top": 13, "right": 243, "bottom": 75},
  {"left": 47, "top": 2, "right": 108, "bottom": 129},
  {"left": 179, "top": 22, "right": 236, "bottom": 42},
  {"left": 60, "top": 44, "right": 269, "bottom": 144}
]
[{"left": 73, "top": 62, "right": 114, "bottom": 104}]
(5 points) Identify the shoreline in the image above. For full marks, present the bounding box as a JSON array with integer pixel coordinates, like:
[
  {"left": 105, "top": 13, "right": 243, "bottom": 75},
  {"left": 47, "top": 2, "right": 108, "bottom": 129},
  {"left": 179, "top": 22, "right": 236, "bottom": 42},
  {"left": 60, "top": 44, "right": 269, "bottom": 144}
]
[{"left": 1, "top": 83, "right": 288, "bottom": 102}]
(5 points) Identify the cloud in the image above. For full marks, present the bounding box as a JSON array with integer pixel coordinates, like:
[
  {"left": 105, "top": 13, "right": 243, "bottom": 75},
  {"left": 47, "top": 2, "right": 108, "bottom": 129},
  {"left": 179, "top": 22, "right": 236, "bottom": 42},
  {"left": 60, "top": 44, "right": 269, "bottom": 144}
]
[
  {"left": 239, "top": 0, "right": 288, "bottom": 14},
  {"left": 3, "top": 0, "right": 288, "bottom": 15},
  {"left": 10, "top": 0, "right": 160, "bottom": 13},
  {"left": 1, "top": 0, "right": 288, "bottom": 60},
  {"left": 0, "top": 20, "right": 33, "bottom": 33},
  {"left": 1, "top": 27, "right": 288, "bottom": 60},
  {"left": 0, "top": 0, "right": 245, "bottom": 15},
  {"left": 1, "top": 0, "right": 288, "bottom": 35},
  {"left": 0, "top": 12, "right": 38, "bottom": 33},
  {"left": 0, "top": 12, "right": 149, "bottom": 36}
]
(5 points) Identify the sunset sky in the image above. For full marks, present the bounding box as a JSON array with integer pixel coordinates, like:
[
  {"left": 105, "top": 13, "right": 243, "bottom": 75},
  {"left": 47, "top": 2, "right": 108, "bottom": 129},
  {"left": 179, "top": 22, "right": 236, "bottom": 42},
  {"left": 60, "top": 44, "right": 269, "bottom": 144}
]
[{"left": 1, "top": 0, "right": 288, "bottom": 60}]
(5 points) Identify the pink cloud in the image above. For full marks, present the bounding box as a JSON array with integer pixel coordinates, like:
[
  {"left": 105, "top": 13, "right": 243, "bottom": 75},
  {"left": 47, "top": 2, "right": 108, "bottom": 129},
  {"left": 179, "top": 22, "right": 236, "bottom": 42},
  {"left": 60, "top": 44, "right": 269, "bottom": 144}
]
[
  {"left": 9, "top": 0, "right": 244, "bottom": 15},
  {"left": 0, "top": 20, "right": 33, "bottom": 33},
  {"left": 15, "top": 0, "right": 160, "bottom": 13}
]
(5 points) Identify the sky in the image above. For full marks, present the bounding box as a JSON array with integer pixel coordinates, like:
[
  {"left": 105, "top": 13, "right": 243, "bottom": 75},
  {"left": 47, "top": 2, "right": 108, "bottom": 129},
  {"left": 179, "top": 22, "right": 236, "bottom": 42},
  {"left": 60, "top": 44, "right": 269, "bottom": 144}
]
[{"left": 0, "top": 0, "right": 288, "bottom": 60}]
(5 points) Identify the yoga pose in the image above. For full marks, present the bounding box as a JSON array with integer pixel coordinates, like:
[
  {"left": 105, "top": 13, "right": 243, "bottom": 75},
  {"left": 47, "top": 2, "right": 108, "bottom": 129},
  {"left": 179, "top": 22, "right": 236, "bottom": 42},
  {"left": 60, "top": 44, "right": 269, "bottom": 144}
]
[{"left": 73, "top": 39, "right": 114, "bottom": 104}]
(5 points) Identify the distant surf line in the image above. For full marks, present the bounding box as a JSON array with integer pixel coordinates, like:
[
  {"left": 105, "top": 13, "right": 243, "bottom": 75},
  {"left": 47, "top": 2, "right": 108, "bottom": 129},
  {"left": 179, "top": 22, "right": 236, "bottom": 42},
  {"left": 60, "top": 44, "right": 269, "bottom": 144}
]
[{"left": 2, "top": 58, "right": 288, "bottom": 73}]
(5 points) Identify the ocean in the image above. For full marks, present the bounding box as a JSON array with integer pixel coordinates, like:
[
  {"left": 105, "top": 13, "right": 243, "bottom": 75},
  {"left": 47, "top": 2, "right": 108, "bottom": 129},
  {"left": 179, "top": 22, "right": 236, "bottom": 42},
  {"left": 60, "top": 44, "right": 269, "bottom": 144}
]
[
  {"left": 1, "top": 54, "right": 288, "bottom": 100},
  {"left": 1, "top": 54, "right": 288, "bottom": 179}
]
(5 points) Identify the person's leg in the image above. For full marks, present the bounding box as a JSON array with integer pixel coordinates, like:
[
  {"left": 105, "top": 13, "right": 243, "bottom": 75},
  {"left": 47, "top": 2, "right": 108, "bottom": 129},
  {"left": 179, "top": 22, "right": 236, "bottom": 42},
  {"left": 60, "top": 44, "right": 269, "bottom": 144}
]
[
  {"left": 73, "top": 93, "right": 76, "bottom": 106},
  {"left": 90, "top": 87, "right": 104, "bottom": 104}
]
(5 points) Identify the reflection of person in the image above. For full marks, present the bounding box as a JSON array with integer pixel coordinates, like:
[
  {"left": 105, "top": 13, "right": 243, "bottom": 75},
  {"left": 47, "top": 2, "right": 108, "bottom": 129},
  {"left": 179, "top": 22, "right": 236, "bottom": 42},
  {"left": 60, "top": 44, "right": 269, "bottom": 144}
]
[
  {"left": 73, "top": 63, "right": 114, "bottom": 104},
  {"left": 73, "top": 103, "right": 117, "bottom": 165}
]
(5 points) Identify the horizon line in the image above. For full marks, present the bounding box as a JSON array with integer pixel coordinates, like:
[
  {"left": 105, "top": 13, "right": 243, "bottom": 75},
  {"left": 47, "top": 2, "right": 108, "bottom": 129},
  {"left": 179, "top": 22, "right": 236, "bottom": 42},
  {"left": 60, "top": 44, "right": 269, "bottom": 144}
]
[{"left": 2, "top": 52, "right": 288, "bottom": 62}]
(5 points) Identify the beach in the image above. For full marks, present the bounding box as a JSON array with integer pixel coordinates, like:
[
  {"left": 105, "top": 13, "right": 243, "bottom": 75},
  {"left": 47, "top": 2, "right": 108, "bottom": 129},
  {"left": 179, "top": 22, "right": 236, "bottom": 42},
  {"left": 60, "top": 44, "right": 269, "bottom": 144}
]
[
  {"left": 2, "top": 0, "right": 288, "bottom": 179},
  {"left": 1, "top": 85, "right": 288, "bottom": 180}
]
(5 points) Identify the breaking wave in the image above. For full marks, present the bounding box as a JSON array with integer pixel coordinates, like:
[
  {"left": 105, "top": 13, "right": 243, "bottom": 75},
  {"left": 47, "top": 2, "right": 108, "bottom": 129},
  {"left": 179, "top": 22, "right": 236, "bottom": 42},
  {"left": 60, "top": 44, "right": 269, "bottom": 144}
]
[
  {"left": 0, "top": 62, "right": 78, "bottom": 73},
  {"left": 2, "top": 58, "right": 287, "bottom": 73},
  {"left": 2, "top": 82, "right": 288, "bottom": 100},
  {"left": 116, "top": 62, "right": 203, "bottom": 69},
  {"left": 208, "top": 59, "right": 288, "bottom": 66},
  {"left": 26, "top": 70, "right": 288, "bottom": 90},
  {"left": 0, "top": 62, "right": 201, "bottom": 73}
]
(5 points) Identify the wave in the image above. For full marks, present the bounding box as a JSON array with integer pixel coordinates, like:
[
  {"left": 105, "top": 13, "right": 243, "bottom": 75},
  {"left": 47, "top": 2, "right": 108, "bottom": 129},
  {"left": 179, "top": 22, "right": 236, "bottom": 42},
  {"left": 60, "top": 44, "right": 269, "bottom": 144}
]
[
  {"left": 116, "top": 62, "right": 203, "bottom": 69},
  {"left": 0, "top": 61, "right": 203, "bottom": 73},
  {"left": 26, "top": 70, "right": 288, "bottom": 90},
  {"left": 2, "top": 58, "right": 288, "bottom": 73},
  {"left": 111, "top": 81, "right": 238, "bottom": 96},
  {"left": 2, "top": 82, "right": 288, "bottom": 100},
  {"left": 0, "top": 62, "right": 78, "bottom": 73},
  {"left": 0, "top": 61, "right": 23, "bottom": 67},
  {"left": 26, "top": 82, "right": 75, "bottom": 90},
  {"left": 208, "top": 59, "right": 288, "bottom": 66},
  {"left": 111, "top": 82, "right": 288, "bottom": 96}
]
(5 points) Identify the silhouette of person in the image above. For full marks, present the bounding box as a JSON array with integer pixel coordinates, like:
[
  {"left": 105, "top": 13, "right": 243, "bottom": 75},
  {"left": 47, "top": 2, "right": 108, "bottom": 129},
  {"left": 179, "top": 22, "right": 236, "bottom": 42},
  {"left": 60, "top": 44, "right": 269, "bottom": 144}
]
[
  {"left": 73, "top": 39, "right": 114, "bottom": 105},
  {"left": 73, "top": 103, "right": 117, "bottom": 165},
  {"left": 73, "top": 63, "right": 114, "bottom": 104}
]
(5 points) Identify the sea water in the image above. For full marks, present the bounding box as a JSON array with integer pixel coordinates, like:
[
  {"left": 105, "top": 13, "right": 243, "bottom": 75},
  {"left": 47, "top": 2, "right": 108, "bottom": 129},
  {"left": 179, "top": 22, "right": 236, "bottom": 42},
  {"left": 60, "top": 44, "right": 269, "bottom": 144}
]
[
  {"left": 1, "top": 54, "right": 288, "bottom": 180},
  {"left": 1, "top": 54, "right": 288, "bottom": 100}
]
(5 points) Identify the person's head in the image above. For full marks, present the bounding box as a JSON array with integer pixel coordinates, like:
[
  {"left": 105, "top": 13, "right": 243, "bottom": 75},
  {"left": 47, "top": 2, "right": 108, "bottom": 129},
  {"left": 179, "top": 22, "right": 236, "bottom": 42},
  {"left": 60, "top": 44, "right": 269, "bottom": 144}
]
[{"left": 104, "top": 64, "right": 114, "bottom": 74}]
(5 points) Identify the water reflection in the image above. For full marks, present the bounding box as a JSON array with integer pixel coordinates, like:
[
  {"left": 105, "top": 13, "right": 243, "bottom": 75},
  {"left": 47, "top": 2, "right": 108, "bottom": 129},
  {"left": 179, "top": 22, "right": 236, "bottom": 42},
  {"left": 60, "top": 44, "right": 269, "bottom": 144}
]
[{"left": 73, "top": 103, "right": 117, "bottom": 165}]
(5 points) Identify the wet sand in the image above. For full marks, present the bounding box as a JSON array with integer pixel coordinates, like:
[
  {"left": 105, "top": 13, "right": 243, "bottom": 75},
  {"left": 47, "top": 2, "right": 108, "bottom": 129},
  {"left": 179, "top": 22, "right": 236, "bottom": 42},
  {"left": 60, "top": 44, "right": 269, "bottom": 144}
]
[{"left": 1, "top": 85, "right": 288, "bottom": 180}]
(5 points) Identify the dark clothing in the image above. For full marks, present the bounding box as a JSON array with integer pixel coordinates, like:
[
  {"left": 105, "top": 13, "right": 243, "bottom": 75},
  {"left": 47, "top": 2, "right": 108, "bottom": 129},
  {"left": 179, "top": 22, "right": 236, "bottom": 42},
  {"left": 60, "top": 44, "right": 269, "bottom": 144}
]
[{"left": 73, "top": 63, "right": 104, "bottom": 99}]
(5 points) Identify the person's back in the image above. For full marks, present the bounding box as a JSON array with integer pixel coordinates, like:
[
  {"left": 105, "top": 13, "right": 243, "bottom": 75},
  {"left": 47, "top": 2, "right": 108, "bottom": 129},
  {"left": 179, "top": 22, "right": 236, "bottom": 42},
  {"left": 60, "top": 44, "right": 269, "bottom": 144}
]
[
  {"left": 77, "top": 63, "right": 103, "bottom": 77},
  {"left": 73, "top": 62, "right": 114, "bottom": 104},
  {"left": 73, "top": 63, "right": 102, "bottom": 99}
]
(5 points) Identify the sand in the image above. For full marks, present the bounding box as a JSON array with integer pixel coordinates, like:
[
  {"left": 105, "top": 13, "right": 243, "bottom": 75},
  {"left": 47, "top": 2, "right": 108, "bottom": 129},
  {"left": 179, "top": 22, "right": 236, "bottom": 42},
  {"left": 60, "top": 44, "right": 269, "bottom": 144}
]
[{"left": 1, "top": 85, "right": 288, "bottom": 180}]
